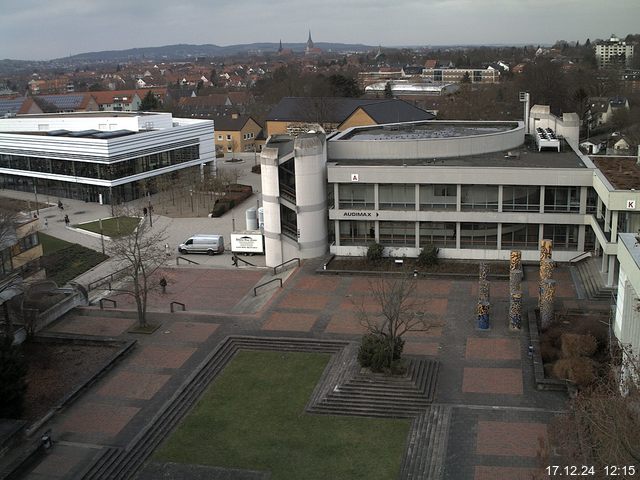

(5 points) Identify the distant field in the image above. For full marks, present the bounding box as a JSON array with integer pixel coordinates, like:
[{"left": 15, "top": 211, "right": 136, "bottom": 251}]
[
  {"left": 75, "top": 216, "right": 140, "bottom": 237},
  {"left": 156, "top": 350, "right": 410, "bottom": 480}
]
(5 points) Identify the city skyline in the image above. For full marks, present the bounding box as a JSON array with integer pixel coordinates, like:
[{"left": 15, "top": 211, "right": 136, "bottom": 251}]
[{"left": 1, "top": 0, "right": 639, "bottom": 61}]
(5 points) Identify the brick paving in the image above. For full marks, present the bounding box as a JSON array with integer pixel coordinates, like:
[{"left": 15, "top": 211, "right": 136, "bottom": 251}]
[
  {"left": 462, "top": 367, "right": 524, "bottom": 395},
  {"left": 465, "top": 338, "right": 521, "bottom": 360},
  {"left": 262, "top": 311, "right": 318, "bottom": 332},
  {"left": 97, "top": 371, "right": 171, "bottom": 400},
  {"left": 24, "top": 262, "right": 592, "bottom": 480},
  {"left": 476, "top": 421, "right": 548, "bottom": 457}
]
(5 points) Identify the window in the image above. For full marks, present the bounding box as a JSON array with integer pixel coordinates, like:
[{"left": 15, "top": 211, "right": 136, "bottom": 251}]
[
  {"left": 226, "top": 134, "right": 232, "bottom": 141},
  {"left": 217, "top": 135, "right": 222, "bottom": 140},
  {"left": 227, "top": 146, "right": 232, "bottom": 152},
  {"left": 338, "top": 184, "right": 374, "bottom": 209},
  {"left": 501, "top": 223, "right": 539, "bottom": 249},
  {"left": 419, "top": 184, "right": 456, "bottom": 210},
  {"left": 379, "top": 184, "right": 415, "bottom": 210},
  {"left": 379, "top": 221, "right": 415, "bottom": 247},
  {"left": 460, "top": 223, "right": 498, "bottom": 249},
  {"left": 419, "top": 222, "right": 456, "bottom": 248},
  {"left": 502, "top": 186, "right": 540, "bottom": 212},
  {"left": 544, "top": 187, "right": 580, "bottom": 213},
  {"left": 339, "top": 220, "right": 375, "bottom": 245},
  {"left": 543, "top": 224, "right": 579, "bottom": 251},
  {"left": 461, "top": 185, "right": 498, "bottom": 211}
]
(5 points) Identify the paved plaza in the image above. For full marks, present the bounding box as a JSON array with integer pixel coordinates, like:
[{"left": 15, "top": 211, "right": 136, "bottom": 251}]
[{"left": 10, "top": 251, "right": 593, "bottom": 479}]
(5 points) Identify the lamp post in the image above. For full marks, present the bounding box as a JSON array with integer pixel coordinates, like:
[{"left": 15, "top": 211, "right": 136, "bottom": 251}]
[
  {"left": 148, "top": 192, "right": 153, "bottom": 227},
  {"left": 99, "top": 218, "right": 105, "bottom": 255}
]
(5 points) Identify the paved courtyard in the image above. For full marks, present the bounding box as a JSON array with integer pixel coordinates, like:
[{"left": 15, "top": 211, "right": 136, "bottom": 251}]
[{"left": 18, "top": 258, "right": 587, "bottom": 479}]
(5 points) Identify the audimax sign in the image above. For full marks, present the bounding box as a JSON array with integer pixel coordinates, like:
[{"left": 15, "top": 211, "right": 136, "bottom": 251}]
[{"left": 342, "top": 211, "right": 378, "bottom": 217}]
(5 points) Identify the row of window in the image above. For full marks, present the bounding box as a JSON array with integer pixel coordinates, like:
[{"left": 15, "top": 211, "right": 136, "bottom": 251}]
[
  {"left": 338, "top": 221, "right": 586, "bottom": 251},
  {"left": 337, "top": 184, "right": 593, "bottom": 213},
  {"left": 0, "top": 145, "right": 200, "bottom": 181}
]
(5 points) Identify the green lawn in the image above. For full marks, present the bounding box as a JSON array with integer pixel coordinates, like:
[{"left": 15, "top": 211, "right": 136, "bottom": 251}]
[
  {"left": 156, "top": 351, "right": 410, "bottom": 480},
  {"left": 74, "top": 216, "right": 140, "bottom": 237},
  {"left": 39, "top": 233, "right": 108, "bottom": 286},
  {"left": 39, "top": 232, "right": 71, "bottom": 255}
]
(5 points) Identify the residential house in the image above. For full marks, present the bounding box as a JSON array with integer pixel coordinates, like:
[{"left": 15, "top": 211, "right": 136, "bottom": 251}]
[
  {"left": 31, "top": 93, "right": 99, "bottom": 113},
  {"left": 265, "top": 97, "right": 435, "bottom": 137},
  {"left": 91, "top": 90, "right": 142, "bottom": 112},
  {"left": 588, "top": 96, "right": 630, "bottom": 127},
  {"left": 0, "top": 97, "right": 43, "bottom": 117},
  {"left": 214, "top": 113, "right": 263, "bottom": 154}
]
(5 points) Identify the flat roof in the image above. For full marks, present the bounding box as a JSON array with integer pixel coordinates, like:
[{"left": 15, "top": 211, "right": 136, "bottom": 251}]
[
  {"left": 338, "top": 121, "right": 518, "bottom": 141},
  {"left": 620, "top": 233, "right": 640, "bottom": 269},
  {"left": 329, "top": 137, "right": 588, "bottom": 169},
  {"left": 14, "top": 111, "right": 157, "bottom": 119},
  {"left": 592, "top": 157, "right": 640, "bottom": 190}
]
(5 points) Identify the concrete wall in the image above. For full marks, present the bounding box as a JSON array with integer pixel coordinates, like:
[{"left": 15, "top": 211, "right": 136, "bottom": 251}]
[{"left": 329, "top": 121, "right": 524, "bottom": 160}]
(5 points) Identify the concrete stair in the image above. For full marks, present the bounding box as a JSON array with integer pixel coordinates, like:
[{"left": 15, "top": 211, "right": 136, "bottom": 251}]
[
  {"left": 399, "top": 405, "right": 452, "bottom": 480},
  {"left": 572, "top": 258, "right": 616, "bottom": 301},
  {"left": 306, "top": 347, "right": 439, "bottom": 418}
]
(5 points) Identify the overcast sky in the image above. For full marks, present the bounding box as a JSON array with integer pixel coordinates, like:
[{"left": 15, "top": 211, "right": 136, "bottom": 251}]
[{"left": 1, "top": 0, "right": 639, "bottom": 61}]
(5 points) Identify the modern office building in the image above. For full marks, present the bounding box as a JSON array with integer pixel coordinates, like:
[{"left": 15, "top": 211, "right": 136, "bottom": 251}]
[
  {"left": 0, "top": 112, "right": 214, "bottom": 204},
  {"left": 260, "top": 105, "right": 640, "bottom": 290}
]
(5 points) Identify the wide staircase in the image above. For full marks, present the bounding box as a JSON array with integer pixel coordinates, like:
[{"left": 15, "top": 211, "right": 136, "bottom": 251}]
[{"left": 572, "top": 257, "right": 616, "bottom": 301}]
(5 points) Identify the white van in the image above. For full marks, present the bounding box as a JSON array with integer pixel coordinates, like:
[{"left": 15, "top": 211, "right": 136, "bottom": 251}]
[{"left": 178, "top": 235, "right": 225, "bottom": 255}]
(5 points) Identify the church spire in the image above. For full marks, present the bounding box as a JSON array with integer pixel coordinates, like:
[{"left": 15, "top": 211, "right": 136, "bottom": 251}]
[
  {"left": 306, "top": 30, "right": 314, "bottom": 51},
  {"left": 278, "top": 39, "right": 283, "bottom": 53}
]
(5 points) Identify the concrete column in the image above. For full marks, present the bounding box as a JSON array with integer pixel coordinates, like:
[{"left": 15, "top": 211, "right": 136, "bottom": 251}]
[
  {"left": 602, "top": 253, "right": 608, "bottom": 274},
  {"left": 261, "top": 146, "right": 283, "bottom": 267},
  {"left": 540, "top": 279, "right": 556, "bottom": 330},
  {"left": 374, "top": 221, "right": 379, "bottom": 243},
  {"left": 608, "top": 255, "right": 616, "bottom": 287},
  {"left": 539, "top": 186, "right": 545, "bottom": 213},
  {"left": 374, "top": 184, "right": 379, "bottom": 210},
  {"left": 509, "top": 291, "right": 522, "bottom": 331},
  {"left": 596, "top": 197, "right": 603, "bottom": 220},
  {"left": 604, "top": 208, "right": 611, "bottom": 233},
  {"left": 498, "top": 185, "right": 503, "bottom": 213},
  {"left": 497, "top": 223, "right": 502, "bottom": 251},
  {"left": 334, "top": 220, "right": 340, "bottom": 246},
  {"left": 415, "top": 221, "right": 420, "bottom": 248},
  {"left": 415, "top": 184, "right": 420, "bottom": 212},
  {"left": 333, "top": 183, "right": 339, "bottom": 209},
  {"left": 611, "top": 210, "right": 619, "bottom": 242},
  {"left": 456, "top": 184, "right": 462, "bottom": 212},
  {"left": 578, "top": 225, "right": 586, "bottom": 251},
  {"left": 579, "top": 186, "right": 587, "bottom": 215},
  {"left": 538, "top": 224, "right": 545, "bottom": 244},
  {"left": 456, "top": 222, "right": 461, "bottom": 249},
  {"left": 477, "top": 301, "right": 490, "bottom": 330}
]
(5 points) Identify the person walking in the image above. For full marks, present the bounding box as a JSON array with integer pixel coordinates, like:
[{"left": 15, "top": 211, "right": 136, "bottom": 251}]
[{"left": 64, "top": 214, "right": 70, "bottom": 227}]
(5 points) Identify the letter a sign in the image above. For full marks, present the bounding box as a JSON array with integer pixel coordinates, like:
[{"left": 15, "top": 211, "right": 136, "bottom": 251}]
[
  {"left": 351, "top": 173, "right": 359, "bottom": 182},
  {"left": 627, "top": 200, "right": 636, "bottom": 209}
]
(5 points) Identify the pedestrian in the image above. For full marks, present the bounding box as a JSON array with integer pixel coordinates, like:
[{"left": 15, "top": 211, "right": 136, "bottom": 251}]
[
  {"left": 159, "top": 277, "right": 167, "bottom": 294},
  {"left": 165, "top": 243, "right": 170, "bottom": 256},
  {"left": 58, "top": 200, "right": 63, "bottom": 211},
  {"left": 44, "top": 218, "right": 48, "bottom": 229},
  {"left": 64, "top": 214, "right": 69, "bottom": 226},
  {"left": 143, "top": 207, "right": 148, "bottom": 216}
]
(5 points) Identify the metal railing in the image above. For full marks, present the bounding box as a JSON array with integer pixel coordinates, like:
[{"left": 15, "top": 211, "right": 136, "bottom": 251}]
[
  {"left": 99, "top": 298, "right": 117, "bottom": 309},
  {"left": 254, "top": 278, "right": 282, "bottom": 296},
  {"left": 88, "top": 266, "right": 130, "bottom": 292},
  {"left": 568, "top": 251, "right": 592, "bottom": 263},
  {"left": 232, "top": 255, "right": 256, "bottom": 267},
  {"left": 176, "top": 256, "right": 199, "bottom": 266},
  {"left": 170, "top": 301, "right": 186, "bottom": 312},
  {"left": 273, "top": 257, "right": 300, "bottom": 275}
]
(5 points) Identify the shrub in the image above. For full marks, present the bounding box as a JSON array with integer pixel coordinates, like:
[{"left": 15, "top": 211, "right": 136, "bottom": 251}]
[
  {"left": 417, "top": 244, "right": 439, "bottom": 267},
  {"left": 358, "top": 333, "right": 404, "bottom": 373},
  {"left": 552, "top": 357, "right": 597, "bottom": 386},
  {"left": 560, "top": 333, "right": 598, "bottom": 358},
  {"left": 540, "top": 341, "right": 561, "bottom": 363},
  {"left": 366, "top": 243, "right": 385, "bottom": 265}
]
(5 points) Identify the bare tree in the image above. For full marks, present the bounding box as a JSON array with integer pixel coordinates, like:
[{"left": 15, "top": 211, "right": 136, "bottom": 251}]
[
  {"left": 356, "top": 275, "right": 440, "bottom": 372},
  {"left": 106, "top": 212, "right": 168, "bottom": 328},
  {"left": 542, "top": 345, "right": 640, "bottom": 477}
]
